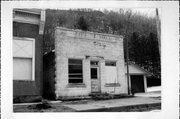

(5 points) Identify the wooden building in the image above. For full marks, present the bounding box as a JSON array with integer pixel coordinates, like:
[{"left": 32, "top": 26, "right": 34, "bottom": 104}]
[
  {"left": 125, "top": 63, "right": 152, "bottom": 93},
  {"left": 13, "top": 9, "right": 45, "bottom": 102}
]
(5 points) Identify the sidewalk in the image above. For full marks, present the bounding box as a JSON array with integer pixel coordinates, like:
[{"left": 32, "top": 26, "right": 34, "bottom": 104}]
[
  {"left": 147, "top": 86, "right": 161, "bottom": 92},
  {"left": 63, "top": 96, "right": 161, "bottom": 112},
  {"left": 134, "top": 91, "right": 161, "bottom": 98},
  {"left": 14, "top": 96, "right": 161, "bottom": 112},
  {"left": 134, "top": 86, "right": 161, "bottom": 98}
]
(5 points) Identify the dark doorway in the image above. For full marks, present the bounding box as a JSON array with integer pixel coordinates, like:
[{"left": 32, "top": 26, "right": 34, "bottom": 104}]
[{"left": 130, "top": 75, "right": 145, "bottom": 93}]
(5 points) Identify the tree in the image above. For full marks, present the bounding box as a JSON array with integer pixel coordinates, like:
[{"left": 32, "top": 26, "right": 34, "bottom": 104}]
[
  {"left": 75, "top": 16, "right": 89, "bottom": 31},
  {"left": 43, "top": 9, "right": 160, "bottom": 77}
]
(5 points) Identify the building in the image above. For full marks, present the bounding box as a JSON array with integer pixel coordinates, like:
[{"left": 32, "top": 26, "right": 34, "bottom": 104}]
[
  {"left": 43, "top": 27, "right": 127, "bottom": 99},
  {"left": 13, "top": 9, "right": 45, "bottom": 102},
  {"left": 125, "top": 63, "right": 152, "bottom": 94}
]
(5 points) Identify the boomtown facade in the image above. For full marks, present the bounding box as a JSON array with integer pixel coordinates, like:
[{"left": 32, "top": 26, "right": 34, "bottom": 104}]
[
  {"left": 44, "top": 27, "right": 128, "bottom": 99},
  {"left": 13, "top": 9, "right": 45, "bottom": 102}
]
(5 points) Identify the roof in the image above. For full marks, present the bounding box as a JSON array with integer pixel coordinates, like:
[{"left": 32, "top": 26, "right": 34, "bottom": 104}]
[{"left": 125, "top": 63, "right": 152, "bottom": 76}]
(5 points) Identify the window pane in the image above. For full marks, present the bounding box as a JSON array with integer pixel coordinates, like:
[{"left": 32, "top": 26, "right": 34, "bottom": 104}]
[
  {"left": 13, "top": 58, "right": 32, "bottom": 80},
  {"left": 91, "top": 68, "right": 97, "bottom": 79},
  {"left": 90, "top": 61, "right": 98, "bottom": 66},
  {"left": 68, "top": 59, "right": 83, "bottom": 83},
  {"left": 69, "top": 74, "right": 83, "bottom": 78},
  {"left": 69, "top": 59, "right": 82, "bottom": 65},
  {"left": 69, "top": 65, "right": 82, "bottom": 73},
  {"left": 69, "top": 79, "right": 83, "bottom": 83}
]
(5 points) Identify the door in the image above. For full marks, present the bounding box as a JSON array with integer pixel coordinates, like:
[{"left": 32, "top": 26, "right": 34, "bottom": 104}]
[
  {"left": 91, "top": 61, "right": 100, "bottom": 93},
  {"left": 130, "top": 75, "right": 145, "bottom": 93}
]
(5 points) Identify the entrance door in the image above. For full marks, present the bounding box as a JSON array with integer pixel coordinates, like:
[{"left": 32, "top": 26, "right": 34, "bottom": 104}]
[
  {"left": 91, "top": 61, "right": 100, "bottom": 93},
  {"left": 130, "top": 75, "right": 145, "bottom": 93}
]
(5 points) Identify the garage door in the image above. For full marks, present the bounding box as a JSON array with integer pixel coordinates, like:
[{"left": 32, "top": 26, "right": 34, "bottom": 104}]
[{"left": 130, "top": 75, "right": 144, "bottom": 93}]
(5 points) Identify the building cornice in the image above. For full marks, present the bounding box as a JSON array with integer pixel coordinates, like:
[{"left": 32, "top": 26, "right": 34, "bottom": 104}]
[
  {"left": 13, "top": 9, "right": 46, "bottom": 35},
  {"left": 55, "top": 27, "right": 123, "bottom": 43}
]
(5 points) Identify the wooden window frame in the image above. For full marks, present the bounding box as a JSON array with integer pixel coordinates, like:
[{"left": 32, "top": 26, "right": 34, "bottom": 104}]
[{"left": 13, "top": 37, "right": 35, "bottom": 81}]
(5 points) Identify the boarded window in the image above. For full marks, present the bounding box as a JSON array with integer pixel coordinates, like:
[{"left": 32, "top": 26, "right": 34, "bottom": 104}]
[
  {"left": 68, "top": 59, "right": 83, "bottom": 83},
  {"left": 13, "top": 39, "right": 33, "bottom": 58},
  {"left": 13, "top": 37, "right": 34, "bottom": 81},
  {"left": 105, "top": 61, "right": 117, "bottom": 83}
]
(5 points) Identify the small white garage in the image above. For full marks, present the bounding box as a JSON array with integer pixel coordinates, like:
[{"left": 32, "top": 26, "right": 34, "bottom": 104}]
[{"left": 125, "top": 63, "right": 152, "bottom": 93}]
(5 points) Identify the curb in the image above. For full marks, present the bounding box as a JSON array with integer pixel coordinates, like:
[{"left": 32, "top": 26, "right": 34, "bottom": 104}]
[
  {"left": 13, "top": 100, "right": 62, "bottom": 106},
  {"left": 77, "top": 103, "right": 161, "bottom": 112}
]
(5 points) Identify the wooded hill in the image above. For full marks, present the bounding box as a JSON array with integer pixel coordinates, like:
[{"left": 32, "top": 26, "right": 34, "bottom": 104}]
[{"left": 43, "top": 9, "right": 160, "bottom": 78}]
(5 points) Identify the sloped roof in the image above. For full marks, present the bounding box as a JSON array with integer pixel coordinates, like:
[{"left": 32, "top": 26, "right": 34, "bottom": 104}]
[{"left": 125, "top": 63, "right": 152, "bottom": 76}]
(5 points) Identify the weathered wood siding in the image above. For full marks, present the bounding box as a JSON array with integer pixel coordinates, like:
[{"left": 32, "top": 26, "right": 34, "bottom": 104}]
[{"left": 13, "top": 22, "right": 43, "bottom": 97}]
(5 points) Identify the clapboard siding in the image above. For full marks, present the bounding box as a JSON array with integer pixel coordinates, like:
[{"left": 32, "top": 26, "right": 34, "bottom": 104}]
[{"left": 13, "top": 22, "right": 43, "bottom": 97}]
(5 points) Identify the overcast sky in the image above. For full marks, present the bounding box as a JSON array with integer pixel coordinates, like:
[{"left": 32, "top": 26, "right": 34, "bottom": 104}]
[
  {"left": 132, "top": 8, "right": 157, "bottom": 18},
  {"left": 100, "top": 8, "right": 157, "bottom": 18},
  {"left": 56, "top": 7, "right": 158, "bottom": 18}
]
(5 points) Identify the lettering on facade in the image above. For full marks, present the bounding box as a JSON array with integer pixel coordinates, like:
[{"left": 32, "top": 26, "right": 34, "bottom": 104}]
[
  {"left": 93, "top": 41, "right": 106, "bottom": 49},
  {"left": 64, "top": 29, "right": 120, "bottom": 44},
  {"left": 97, "top": 34, "right": 118, "bottom": 43},
  {"left": 99, "top": 35, "right": 111, "bottom": 40},
  {"left": 77, "top": 32, "right": 87, "bottom": 38}
]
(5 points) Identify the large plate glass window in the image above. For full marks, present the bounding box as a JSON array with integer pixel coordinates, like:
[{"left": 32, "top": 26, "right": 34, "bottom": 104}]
[{"left": 68, "top": 59, "right": 83, "bottom": 83}]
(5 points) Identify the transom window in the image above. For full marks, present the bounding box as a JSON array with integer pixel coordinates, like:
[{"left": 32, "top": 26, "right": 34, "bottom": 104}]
[
  {"left": 68, "top": 59, "right": 83, "bottom": 83},
  {"left": 105, "top": 61, "right": 116, "bottom": 66},
  {"left": 90, "top": 61, "right": 98, "bottom": 66}
]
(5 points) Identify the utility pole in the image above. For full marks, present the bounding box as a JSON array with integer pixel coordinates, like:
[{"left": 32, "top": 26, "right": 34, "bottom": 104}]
[
  {"left": 126, "top": 34, "right": 130, "bottom": 95},
  {"left": 125, "top": 12, "right": 131, "bottom": 95},
  {"left": 156, "top": 8, "right": 161, "bottom": 58}
]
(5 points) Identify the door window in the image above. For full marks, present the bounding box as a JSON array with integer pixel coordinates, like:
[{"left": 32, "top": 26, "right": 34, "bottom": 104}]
[{"left": 91, "top": 68, "right": 98, "bottom": 79}]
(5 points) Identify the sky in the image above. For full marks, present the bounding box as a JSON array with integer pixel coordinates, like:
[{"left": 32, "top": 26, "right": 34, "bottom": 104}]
[
  {"left": 56, "top": 7, "right": 158, "bottom": 18},
  {"left": 99, "top": 8, "right": 157, "bottom": 18},
  {"left": 131, "top": 8, "right": 159, "bottom": 18}
]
